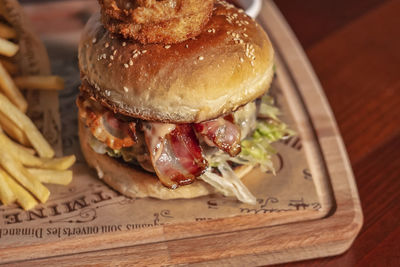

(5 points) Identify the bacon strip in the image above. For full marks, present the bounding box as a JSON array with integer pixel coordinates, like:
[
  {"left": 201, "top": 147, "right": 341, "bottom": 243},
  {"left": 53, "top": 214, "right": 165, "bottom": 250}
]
[
  {"left": 168, "top": 125, "right": 208, "bottom": 177},
  {"left": 143, "top": 123, "right": 207, "bottom": 189},
  {"left": 194, "top": 115, "right": 241, "bottom": 157}
]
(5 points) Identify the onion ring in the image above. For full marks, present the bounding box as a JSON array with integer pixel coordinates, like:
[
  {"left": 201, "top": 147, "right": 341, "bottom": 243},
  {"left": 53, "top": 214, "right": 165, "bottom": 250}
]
[{"left": 98, "top": 0, "right": 214, "bottom": 44}]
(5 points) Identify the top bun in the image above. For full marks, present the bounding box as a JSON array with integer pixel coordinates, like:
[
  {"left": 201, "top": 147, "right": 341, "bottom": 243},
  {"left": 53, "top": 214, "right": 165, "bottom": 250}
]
[{"left": 78, "top": 1, "right": 274, "bottom": 123}]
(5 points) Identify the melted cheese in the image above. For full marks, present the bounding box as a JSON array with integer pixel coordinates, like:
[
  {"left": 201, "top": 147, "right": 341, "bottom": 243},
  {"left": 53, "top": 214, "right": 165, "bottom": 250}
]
[
  {"left": 234, "top": 101, "right": 257, "bottom": 139},
  {"left": 143, "top": 122, "right": 176, "bottom": 160}
]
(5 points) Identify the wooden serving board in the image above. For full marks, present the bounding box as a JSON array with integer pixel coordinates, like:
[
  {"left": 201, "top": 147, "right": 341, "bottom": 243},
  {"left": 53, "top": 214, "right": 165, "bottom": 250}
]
[{"left": 0, "top": 1, "right": 363, "bottom": 265}]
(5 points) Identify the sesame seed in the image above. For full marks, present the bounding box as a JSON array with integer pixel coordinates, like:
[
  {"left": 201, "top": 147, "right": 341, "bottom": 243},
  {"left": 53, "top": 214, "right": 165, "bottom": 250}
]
[
  {"left": 129, "top": 59, "right": 133, "bottom": 66},
  {"left": 124, "top": 63, "right": 129, "bottom": 68},
  {"left": 217, "top": 0, "right": 234, "bottom": 9},
  {"left": 198, "top": 56, "right": 204, "bottom": 61},
  {"left": 240, "top": 57, "right": 244, "bottom": 62},
  {"left": 110, "top": 55, "right": 114, "bottom": 60},
  {"left": 244, "top": 43, "right": 256, "bottom": 67},
  {"left": 92, "top": 38, "right": 97, "bottom": 43},
  {"left": 164, "top": 45, "right": 171, "bottom": 49},
  {"left": 122, "top": 42, "right": 126, "bottom": 47},
  {"left": 243, "top": 33, "right": 248, "bottom": 37},
  {"left": 142, "top": 50, "right": 147, "bottom": 54},
  {"left": 108, "top": 63, "right": 112, "bottom": 67},
  {"left": 123, "top": 86, "right": 129, "bottom": 92},
  {"left": 113, "top": 50, "right": 117, "bottom": 55},
  {"left": 185, "top": 44, "right": 189, "bottom": 48},
  {"left": 105, "top": 42, "right": 109, "bottom": 48}
]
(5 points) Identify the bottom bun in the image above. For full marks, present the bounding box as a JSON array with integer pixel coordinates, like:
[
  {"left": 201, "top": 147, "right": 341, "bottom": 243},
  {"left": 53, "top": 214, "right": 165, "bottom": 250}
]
[{"left": 79, "top": 120, "right": 254, "bottom": 200}]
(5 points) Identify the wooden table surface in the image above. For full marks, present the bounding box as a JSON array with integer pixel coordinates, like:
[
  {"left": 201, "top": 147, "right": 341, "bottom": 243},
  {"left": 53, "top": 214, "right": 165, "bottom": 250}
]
[
  {"left": 15, "top": 0, "right": 400, "bottom": 266},
  {"left": 273, "top": 0, "right": 400, "bottom": 266}
]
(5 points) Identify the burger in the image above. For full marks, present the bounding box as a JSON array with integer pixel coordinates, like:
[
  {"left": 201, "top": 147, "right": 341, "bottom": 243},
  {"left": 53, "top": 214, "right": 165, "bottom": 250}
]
[{"left": 77, "top": 0, "right": 290, "bottom": 204}]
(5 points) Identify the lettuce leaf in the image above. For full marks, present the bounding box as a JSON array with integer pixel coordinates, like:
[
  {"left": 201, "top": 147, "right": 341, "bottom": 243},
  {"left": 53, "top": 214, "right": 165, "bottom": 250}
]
[
  {"left": 200, "top": 163, "right": 257, "bottom": 205},
  {"left": 105, "top": 147, "right": 139, "bottom": 164},
  {"left": 259, "top": 95, "right": 281, "bottom": 120},
  {"left": 200, "top": 94, "right": 294, "bottom": 203},
  {"left": 240, "top": 121, "right": 293, "bottom": 173},
  {"left": 208, "top": 95, "right": 294, "bottom": 173}
]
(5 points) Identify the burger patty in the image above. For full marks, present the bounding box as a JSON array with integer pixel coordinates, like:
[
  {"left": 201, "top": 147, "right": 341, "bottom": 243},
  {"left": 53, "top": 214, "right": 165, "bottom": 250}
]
[{"left": 77, "top": 91, "right": 257, "bottom": 189}]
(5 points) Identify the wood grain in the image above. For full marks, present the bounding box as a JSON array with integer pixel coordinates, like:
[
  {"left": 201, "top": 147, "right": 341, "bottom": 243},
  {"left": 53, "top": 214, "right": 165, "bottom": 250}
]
[
  {"left": 274, "top": 0, "right": 387, "bottom": 49},
  {"left": 274, "top": 0, "right": 400, "bottom": 266}
]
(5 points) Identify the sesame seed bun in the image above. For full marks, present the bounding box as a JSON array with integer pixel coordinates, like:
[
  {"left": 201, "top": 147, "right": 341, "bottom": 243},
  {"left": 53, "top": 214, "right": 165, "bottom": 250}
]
[{"left": 78, "top": 1, "right": 274, "bottom": 123}]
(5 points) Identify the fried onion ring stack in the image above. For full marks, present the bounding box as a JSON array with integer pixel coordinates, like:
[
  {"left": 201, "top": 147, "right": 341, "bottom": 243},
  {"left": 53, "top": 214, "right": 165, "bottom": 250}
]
[{"left": 98, "top": 0, "right": 215, "bottom": 44}]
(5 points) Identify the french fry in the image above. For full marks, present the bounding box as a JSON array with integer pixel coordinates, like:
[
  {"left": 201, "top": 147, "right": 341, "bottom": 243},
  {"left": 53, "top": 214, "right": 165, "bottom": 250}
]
[
  {"left": 0, "top": 111, "right": 31, "bottom": 146},
  {"left": 13, "top": 75, "right": 65, "bottom": 91},
  {"left": 0, "top": 130, "right": 37, "bottom": 159},
  {"left": 0, "top": 22, "right": 17, "bottom": 39},
  {"left": 0, "top": 147, "right": 49, "bottom": 203},
  {"left": 0, "top": 92, "right": 54, "bottom": 158},
  {"left": 0, "top": 168, "right": 16, "bottom": 205},
  {"left": 20, "top": 154, "right": 76, "bottom": 171},
  {"left": 0, "top": 132, "right": 75, "bottom": 170},
  {"left": 27, "top": 168, "right": 72, "bottom": 186},
  {"left": 21, "top": 155, "right": 76, "bottom": 170},
  {"left": 0, "top": 8, "right": 76, "bottom": 212},
  {"left": 22, "top": 155, "right": 76, "bottom": 170},
  {"left": 1, "top": 168, "right": 38, "bottom": 210},
  {"left": 35, "top": 155, "right": 76, "bottom": 170},
  {"left": 0, "top": 37, "right": 18, "bottom": 57},
  {"left": 11, "top": 142, "right": 35, "bottom": 155},
  {"left": 0, "top": 57, "right": 18, "bottom": 75},
  {"left": 0, "top": 62, "right": 27, "bottom": 112}
]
